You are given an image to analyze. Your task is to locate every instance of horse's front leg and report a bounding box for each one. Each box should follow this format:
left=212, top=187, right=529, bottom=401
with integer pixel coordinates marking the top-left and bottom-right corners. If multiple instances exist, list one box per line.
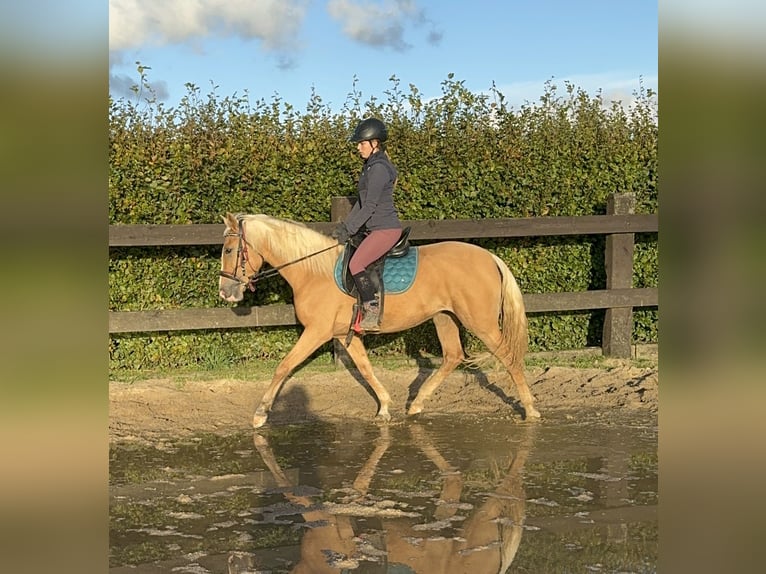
left=340, top=335, right=392, bottom=421
left=253, top=328, right=331, bottom=428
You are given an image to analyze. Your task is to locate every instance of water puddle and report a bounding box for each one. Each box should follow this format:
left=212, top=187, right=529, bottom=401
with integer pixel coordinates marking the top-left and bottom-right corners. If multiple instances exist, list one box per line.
left=110, top=411, right=657, bottom=573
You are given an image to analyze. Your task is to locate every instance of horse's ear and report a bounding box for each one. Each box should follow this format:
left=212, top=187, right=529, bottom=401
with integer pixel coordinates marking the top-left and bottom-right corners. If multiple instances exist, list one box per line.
left=222, top=212, right=237, bottom=229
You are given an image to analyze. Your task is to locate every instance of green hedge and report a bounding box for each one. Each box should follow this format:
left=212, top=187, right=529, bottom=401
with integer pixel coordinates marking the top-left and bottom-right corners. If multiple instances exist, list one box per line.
left=109, top=72, right=657, bottom=376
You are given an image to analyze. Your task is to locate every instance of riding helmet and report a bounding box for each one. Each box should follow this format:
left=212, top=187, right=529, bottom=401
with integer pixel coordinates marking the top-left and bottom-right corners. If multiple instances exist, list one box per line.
left=349, top=117, right=388, bottom=143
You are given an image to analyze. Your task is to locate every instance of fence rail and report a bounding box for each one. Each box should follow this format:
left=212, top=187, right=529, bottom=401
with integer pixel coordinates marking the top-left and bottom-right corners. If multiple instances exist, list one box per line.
left=108, top=214, right=657, bottom=246
left=109, top=194, right=658, bottom=358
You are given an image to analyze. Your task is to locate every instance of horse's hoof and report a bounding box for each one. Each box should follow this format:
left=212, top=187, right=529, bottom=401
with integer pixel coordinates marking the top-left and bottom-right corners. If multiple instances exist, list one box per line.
left=252, top=413, right=268, bottom=428
left=525, top=407, right=542, bottom=420
left=376, top=410, right=391, bottom=422
left=407, top=404, right=423, bottom=416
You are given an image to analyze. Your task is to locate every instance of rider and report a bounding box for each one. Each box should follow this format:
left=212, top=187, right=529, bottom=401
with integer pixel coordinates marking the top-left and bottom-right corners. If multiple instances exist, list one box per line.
left=332, top=117, right=403, bottom=331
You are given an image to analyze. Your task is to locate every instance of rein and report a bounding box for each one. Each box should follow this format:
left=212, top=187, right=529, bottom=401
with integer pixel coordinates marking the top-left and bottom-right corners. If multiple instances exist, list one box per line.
left=219, top=219, right=338, bottom=291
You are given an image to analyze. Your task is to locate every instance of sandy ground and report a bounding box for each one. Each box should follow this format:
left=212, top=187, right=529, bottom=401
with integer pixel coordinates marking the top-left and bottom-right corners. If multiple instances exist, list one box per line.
left=109, top=345, right=658, bottom=443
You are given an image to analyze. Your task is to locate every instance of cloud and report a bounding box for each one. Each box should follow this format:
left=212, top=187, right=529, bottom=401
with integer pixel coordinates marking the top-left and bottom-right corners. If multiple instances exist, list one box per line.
left=108, top=51, right=170, bottom=101
left=108, top=72, right=136, bottom=100
left=109, top=0, right=309, bottom=51
left=108, top=70, right=170, bottom=102
left=426, top=29, right=443, bottom=46
left=327, top=0, right=441, bottom=51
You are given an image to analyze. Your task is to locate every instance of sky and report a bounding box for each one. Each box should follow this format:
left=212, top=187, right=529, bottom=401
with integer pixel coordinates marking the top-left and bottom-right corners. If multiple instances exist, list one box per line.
left=108, top=0, right=658, bottom=113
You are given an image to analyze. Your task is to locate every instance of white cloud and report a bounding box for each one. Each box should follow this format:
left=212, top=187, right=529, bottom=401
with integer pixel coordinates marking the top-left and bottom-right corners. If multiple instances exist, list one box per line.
left=109, top=71, right=170, bottom=102
left=326, top=0, right=438, bottom=51
left=109, top=0, right=309, bottom=51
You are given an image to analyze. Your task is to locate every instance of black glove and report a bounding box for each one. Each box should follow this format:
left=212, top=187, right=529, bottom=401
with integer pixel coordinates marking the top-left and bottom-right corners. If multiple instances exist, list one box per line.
left=331, top=223, right=351, bottom=244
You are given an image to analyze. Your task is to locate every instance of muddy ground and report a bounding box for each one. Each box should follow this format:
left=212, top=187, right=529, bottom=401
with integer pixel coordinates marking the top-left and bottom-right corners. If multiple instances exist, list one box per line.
left=109, top=345, right=658, bottom=443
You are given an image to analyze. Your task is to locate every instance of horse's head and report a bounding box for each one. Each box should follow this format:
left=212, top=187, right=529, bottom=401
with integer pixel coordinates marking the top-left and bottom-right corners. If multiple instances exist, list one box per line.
left=218, top=213, right=264, bottom=303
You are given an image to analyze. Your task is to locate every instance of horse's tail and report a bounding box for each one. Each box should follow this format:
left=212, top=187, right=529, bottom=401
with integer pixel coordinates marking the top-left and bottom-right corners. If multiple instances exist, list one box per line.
left=491, top=253, right=528, bottom=368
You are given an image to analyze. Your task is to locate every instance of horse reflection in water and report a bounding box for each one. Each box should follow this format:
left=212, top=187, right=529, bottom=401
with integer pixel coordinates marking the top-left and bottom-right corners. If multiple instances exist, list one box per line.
left=230, top=425, right=533, bottom=574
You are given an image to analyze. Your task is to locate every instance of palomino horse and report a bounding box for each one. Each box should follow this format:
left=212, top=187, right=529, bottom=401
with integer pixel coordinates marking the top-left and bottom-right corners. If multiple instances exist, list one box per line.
left=218, top=213, right=540, bottom=427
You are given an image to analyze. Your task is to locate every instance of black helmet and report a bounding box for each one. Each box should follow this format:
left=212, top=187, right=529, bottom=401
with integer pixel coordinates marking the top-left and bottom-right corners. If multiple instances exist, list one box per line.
left=350, top=117, right=388, bottom=143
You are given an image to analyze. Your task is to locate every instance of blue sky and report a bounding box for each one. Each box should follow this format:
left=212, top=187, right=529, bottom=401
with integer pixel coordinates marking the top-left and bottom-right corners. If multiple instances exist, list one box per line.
left=109, top=0, right=658, bottom=112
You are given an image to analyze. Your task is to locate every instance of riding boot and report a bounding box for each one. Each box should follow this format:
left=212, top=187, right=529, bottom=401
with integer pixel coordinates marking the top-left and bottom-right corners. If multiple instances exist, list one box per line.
left=359, top=299, right=381, bottom=331
left=352, top=270, right=381, bottom=332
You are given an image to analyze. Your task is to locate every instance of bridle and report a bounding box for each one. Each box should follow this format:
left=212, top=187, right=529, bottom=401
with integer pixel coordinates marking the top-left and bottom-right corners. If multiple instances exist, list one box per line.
left=218, top=218, right=261, bottom=291
left=219, top=217, right=339, bottom=291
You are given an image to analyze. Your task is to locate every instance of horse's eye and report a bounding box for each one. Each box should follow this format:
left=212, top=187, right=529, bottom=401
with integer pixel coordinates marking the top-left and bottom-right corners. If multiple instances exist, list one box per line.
left=224, top=248, right=233, bottom=255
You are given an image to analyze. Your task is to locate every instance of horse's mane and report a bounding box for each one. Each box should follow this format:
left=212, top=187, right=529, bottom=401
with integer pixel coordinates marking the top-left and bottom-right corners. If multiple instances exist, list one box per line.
left=240, top=214, right=340, bottom=279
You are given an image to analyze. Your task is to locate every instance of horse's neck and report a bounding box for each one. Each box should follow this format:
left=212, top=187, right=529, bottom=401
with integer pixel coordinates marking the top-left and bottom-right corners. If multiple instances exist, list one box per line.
left=258, top=241, right=331, bottom=291
left=258, top=247, right=295, bottom=286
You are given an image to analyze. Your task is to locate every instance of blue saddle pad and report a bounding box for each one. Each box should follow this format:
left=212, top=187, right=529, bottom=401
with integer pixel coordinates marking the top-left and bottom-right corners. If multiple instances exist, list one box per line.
left=334, top=247, right=419, bottom=295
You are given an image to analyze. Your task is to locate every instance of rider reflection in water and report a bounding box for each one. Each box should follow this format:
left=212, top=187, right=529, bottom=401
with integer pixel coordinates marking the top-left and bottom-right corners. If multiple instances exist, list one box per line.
left=332, top=118, right=403, bottom=332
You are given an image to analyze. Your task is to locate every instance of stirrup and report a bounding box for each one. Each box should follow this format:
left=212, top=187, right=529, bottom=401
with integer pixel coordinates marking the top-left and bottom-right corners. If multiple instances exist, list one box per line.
left=344, top=303, right=360, bottom=346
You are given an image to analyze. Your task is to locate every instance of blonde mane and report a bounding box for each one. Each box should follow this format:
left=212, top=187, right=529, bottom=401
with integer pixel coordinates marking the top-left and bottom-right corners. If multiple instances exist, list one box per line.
left=239, top=214, right=339, bottom=279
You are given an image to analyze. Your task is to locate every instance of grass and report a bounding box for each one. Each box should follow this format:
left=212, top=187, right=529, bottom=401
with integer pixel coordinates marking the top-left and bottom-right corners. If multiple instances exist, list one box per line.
left=525, top=344, right=657, bottom=370
left=109, top=353, right=425, bottom=384
left=110, top=345, right=657, bottom=385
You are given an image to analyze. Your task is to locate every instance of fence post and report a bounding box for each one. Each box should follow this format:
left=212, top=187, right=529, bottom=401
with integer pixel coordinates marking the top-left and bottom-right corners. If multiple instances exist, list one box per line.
left=331, top=197, right=357, bottom=368
left=602, top=193, right=636, bottom=358
left=331, top=196, right=355, bottom=222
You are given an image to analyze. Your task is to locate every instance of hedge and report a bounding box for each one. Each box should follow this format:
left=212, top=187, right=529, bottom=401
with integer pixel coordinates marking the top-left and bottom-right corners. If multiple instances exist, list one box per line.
left=109, top=71, right=657, bottom=376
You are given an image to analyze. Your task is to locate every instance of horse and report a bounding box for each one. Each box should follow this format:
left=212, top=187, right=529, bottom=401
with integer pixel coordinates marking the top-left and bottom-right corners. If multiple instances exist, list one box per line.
left=218, top=212, right=541, bottom=428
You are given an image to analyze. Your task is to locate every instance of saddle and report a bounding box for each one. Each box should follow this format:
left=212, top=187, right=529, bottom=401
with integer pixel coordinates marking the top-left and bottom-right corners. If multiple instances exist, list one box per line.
left=339, top=226, right=412, bottom=296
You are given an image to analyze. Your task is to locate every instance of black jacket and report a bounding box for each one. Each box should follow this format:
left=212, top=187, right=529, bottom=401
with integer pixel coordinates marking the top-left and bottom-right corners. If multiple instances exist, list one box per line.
left=344, top=151, right=402, bottom=234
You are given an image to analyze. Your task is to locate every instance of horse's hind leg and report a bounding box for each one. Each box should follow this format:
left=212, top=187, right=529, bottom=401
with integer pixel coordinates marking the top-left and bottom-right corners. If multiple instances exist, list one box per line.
left=341, top=336, right=392, bottom=421
left=507, top=359, right=540, bottom=419
left=482, top=361, right=541, bottom=420
left=253, top=327, right=331, bottom=428
left=470, top=327, right=540, bottom=419
left=407, top=312, right=465, bottom=416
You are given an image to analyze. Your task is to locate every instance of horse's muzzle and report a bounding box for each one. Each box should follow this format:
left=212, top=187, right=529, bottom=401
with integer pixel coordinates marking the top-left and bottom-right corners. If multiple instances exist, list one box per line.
left=219, top=290, right=242, bottom=303
left=219, top=272, right=248, bottom=302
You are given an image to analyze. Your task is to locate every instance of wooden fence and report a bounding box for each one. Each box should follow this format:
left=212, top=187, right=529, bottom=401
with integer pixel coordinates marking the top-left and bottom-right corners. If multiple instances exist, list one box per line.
left=109, top=193, right=658, bottom=358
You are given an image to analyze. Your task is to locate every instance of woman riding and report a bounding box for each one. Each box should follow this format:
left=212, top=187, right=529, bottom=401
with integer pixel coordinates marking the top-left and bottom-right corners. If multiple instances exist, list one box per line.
left=332, top=117, right=403, bottom=331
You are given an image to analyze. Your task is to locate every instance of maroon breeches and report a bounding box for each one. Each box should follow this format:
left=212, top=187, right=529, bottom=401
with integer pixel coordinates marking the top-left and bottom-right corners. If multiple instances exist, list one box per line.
left=349, top=228, right=402, bottom=275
